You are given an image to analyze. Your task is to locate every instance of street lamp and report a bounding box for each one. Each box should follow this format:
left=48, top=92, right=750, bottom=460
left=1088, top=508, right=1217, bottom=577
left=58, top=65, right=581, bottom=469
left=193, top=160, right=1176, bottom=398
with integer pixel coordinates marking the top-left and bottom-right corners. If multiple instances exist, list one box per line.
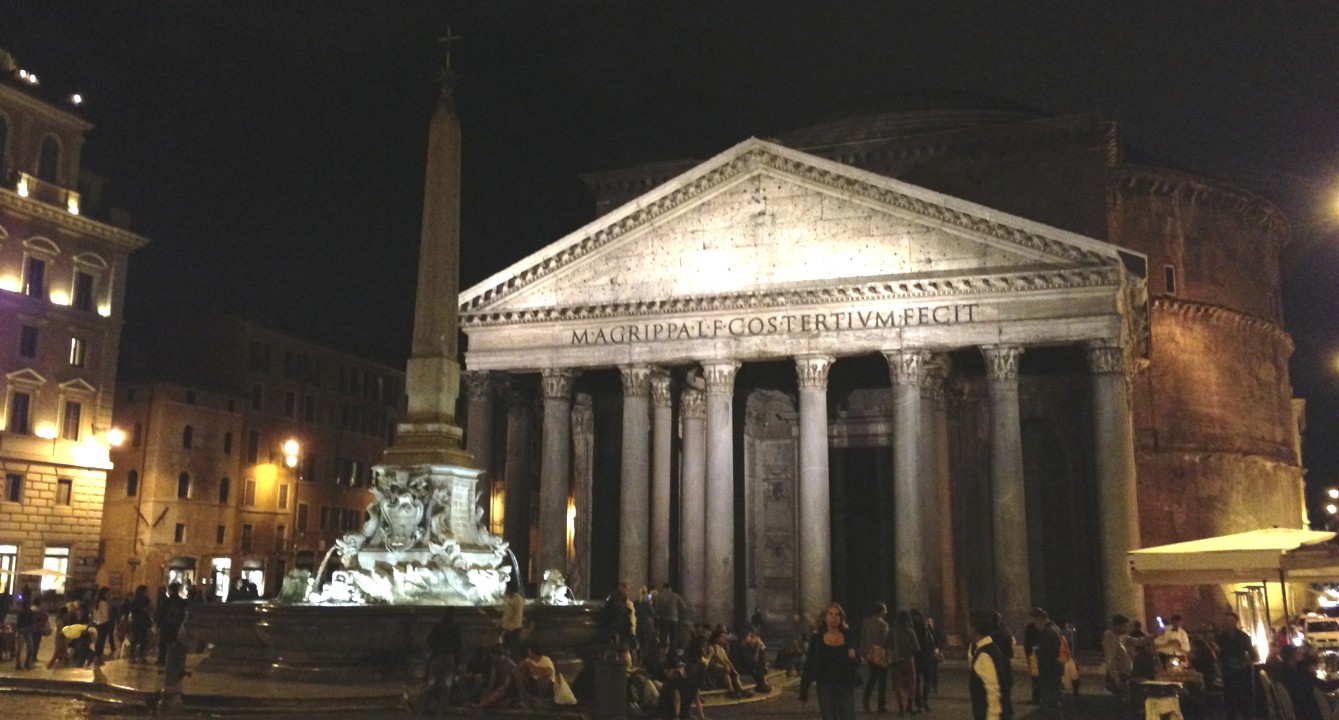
left=106, top=427, right=125, bottom=448
left=283, top=438, right=301, bottom=576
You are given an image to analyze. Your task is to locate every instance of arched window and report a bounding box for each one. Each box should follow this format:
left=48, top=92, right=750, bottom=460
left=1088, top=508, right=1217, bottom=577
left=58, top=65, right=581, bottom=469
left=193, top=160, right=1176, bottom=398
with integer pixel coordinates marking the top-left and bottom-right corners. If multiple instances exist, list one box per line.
left=126, top=470, right=139, bottom=497
left=177, top=472, right=191, bottom=499
left=182, top=425, right=193, bottom=449
left=37, top=136, right=59, bottom=183
left=223, top=432, right=233, bottom=455
left=218, top=477, right=230, bottom=504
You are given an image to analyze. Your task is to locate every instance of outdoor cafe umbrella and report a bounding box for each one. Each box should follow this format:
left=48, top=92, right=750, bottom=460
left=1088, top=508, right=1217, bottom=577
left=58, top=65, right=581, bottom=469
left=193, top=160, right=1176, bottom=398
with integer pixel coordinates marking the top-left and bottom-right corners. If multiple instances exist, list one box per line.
left=17, top=568, right=67, bottom=579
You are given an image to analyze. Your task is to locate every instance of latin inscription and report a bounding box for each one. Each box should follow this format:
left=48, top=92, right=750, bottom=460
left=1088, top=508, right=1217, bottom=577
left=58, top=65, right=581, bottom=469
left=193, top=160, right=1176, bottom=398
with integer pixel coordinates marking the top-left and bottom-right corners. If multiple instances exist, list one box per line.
left=570, top=303, right=981, bottom=346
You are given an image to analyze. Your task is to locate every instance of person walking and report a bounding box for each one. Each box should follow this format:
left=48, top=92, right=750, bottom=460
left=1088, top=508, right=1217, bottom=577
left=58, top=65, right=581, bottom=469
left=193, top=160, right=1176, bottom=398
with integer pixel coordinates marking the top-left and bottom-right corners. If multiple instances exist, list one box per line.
left=860, top=602, right=891, bottom=714
left=91, top=587, right=113, bottom=663
left=911, top=609, right=941, bottom=712
left=969, top=610, right=1008, bottom=720
left=800, top=602, right=860, bottom=720
left=27, top=597, right=48, bottom=670
left=890, top=610, right=921, bottom=715
left=1029, top=608, right=1064, bottom=720
left=128, top=585, right=152, bottom=663
left=13, top=597, right=32, bottom=670
left=653, top=582, right=687, bottom=650
left=155, top=582, right=186, bottom=666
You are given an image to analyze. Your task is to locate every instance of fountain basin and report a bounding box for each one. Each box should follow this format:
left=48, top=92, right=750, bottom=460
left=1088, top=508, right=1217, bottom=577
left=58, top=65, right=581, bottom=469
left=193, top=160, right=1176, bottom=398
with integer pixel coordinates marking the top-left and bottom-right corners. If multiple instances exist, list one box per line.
left=190, top=601, right=603, bottom=683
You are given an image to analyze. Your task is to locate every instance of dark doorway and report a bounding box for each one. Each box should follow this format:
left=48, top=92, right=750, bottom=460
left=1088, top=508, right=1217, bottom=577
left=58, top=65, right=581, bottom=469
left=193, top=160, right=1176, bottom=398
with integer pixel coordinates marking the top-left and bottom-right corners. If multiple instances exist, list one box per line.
left=832, top=445, right=894, bottom=621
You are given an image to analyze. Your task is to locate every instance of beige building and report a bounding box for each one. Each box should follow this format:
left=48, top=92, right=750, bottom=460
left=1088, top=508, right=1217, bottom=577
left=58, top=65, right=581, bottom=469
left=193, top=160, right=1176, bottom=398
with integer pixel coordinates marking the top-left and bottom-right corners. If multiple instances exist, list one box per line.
left=0, top=61, right=150, bottom=597
left=102, top=316, right=404, bottom=597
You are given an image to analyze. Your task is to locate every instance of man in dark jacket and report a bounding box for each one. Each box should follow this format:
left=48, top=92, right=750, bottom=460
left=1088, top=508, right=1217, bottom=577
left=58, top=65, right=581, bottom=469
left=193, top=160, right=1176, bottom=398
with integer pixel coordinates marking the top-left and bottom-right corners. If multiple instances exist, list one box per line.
left=969, top=611, right=1008, bottom=720
left=1029, top=608, right=1064, bottom=719
left=989, top=611, right=1016, bottom=720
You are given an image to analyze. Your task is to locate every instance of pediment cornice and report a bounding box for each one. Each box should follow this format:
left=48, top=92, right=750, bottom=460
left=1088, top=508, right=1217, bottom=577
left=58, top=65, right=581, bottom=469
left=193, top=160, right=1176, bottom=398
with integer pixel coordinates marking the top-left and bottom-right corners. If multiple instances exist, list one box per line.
left=462, top=265, right=1121, bottom=328
left=461, top=139, right=1117, bottom=315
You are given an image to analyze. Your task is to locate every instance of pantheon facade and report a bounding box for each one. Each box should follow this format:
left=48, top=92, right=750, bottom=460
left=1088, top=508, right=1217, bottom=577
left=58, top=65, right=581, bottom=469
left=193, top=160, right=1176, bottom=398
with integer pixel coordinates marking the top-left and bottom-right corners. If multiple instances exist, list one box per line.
left=456, top=99, right=1303, bottom=638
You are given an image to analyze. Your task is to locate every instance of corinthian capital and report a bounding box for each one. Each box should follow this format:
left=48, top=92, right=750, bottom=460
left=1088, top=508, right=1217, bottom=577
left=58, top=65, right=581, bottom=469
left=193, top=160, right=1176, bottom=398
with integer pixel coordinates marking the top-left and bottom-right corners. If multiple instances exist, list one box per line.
left=981, top=344, right=1024, bottom=383
left=1085, top=341, right=1125, bottom=375
left=700, top=360, right=740, bottom=394
left=795, top=354, right=835, bottom=390
left=541, top=368, right=578, bottom=400
left=463, top=370, right=493, bottom=403
left=650, top=371, right=673, bottom=408
left=680, top=387, right=706, bottom=419
left=620, top=364, right=653, bottom=397
left=883, top=349, right=932, bottom=386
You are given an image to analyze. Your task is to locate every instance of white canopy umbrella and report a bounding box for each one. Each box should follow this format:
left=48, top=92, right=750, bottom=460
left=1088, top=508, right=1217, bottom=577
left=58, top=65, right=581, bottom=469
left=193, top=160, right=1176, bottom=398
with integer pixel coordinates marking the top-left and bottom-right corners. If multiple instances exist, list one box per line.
left=17, top=568, right=67, bottom=579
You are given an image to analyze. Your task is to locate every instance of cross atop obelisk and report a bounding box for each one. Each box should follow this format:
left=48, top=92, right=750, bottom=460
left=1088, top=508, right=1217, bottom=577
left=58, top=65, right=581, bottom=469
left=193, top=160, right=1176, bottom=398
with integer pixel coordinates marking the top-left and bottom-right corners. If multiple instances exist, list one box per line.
left=383, top=35, right=473, bottom=469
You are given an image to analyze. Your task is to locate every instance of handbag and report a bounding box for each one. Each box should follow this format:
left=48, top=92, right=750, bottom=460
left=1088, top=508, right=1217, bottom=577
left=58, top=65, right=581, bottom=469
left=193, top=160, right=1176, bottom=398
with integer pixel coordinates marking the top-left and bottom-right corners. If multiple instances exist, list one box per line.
left=865, top=645, right=889, bottom=668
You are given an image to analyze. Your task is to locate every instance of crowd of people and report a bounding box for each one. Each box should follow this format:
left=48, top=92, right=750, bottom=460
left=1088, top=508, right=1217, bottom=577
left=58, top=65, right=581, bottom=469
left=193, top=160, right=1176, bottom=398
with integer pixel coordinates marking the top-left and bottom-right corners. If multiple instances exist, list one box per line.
left=1, top=581, right=188, bottom=670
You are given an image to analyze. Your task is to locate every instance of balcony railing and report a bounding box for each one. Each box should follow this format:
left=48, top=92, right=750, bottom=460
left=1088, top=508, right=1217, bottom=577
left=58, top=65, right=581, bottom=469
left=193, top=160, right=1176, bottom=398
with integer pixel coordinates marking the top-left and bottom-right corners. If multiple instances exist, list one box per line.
left=7, top=168, right=80, bottom=215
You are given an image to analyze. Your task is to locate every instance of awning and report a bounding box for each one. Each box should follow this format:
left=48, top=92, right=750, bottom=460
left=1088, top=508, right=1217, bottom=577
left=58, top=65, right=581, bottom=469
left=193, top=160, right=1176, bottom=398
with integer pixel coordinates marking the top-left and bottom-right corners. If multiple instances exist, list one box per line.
left=1128, top=528, right=1339, bottom=585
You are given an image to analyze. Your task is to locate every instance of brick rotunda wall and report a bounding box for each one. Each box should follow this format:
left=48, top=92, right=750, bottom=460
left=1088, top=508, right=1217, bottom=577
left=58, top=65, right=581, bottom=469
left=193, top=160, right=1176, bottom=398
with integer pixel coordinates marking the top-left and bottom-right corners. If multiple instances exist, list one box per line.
left=1112, top=168, right=1303, bottom=626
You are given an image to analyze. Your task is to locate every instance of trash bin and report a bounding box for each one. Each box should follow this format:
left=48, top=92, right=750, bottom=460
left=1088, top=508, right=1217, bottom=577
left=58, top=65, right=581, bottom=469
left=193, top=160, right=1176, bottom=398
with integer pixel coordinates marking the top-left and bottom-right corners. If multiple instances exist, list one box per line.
left=592, top=649, right=628, bottom=720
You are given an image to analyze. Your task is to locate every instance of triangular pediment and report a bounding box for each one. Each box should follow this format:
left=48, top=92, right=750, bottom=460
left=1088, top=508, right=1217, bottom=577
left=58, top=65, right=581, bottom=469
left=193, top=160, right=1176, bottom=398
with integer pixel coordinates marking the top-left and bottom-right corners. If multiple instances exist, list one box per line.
left=461, top=138, right=1125, bottom=316
left=58, top=378, right=97, bottom=395
left=5, top=368, right=46, bottom=386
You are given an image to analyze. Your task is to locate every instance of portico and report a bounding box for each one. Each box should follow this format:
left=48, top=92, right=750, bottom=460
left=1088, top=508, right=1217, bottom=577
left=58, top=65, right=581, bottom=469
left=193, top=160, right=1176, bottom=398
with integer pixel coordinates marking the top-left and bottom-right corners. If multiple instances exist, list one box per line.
left=457, top=138, right=1148, bottom=631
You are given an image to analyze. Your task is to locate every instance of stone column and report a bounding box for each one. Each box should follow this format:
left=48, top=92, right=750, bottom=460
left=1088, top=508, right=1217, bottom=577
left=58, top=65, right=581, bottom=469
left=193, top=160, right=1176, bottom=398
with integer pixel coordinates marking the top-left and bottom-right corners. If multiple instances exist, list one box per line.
left=796, top=354, right=835, bottom=616
left=982, top=344, right=1030, bottom=631
left=650, top=371, right=674, bottom=587
left=570, top=395, right=595, bottom=599
left=1087, top=341, right=1144, bottom=620
left=500, top=377, right=534, bottom=585
left=680, top=386, right=708, bottom=621
left=886, top=349, right=932, bottom=611
left=703, top=360, right=740, bottom=625
left=463, top=370, right=495, bottom=528
left=924, top=358, right=957, bottom=626
left=537, top=368, right=577, bottom=575
left=619, top=365, right=653, bottom=586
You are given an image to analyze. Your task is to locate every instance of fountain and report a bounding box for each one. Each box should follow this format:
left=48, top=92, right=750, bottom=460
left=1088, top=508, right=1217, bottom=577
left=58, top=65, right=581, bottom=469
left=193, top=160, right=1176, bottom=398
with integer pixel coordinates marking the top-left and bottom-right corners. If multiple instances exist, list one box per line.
left=187, top=55, right=602, bottom=683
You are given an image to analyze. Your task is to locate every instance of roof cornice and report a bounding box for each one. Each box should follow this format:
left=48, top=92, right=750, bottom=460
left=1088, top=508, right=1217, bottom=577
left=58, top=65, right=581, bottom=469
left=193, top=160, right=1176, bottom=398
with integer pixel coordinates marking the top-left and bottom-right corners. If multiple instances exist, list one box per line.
left=0, top=188, right=150, bottom=251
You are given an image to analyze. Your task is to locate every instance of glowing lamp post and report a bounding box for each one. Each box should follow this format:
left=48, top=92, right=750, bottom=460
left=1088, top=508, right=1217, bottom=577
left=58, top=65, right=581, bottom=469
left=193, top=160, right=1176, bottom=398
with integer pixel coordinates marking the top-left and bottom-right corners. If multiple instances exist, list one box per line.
left=107, top=427, right=126, bottom=448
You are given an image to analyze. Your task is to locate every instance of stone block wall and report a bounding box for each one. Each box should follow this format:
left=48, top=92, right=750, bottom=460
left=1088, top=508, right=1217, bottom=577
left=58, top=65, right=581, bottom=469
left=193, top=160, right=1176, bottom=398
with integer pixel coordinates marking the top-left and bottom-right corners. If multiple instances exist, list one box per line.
left=0, top=461, right=105, bottom=593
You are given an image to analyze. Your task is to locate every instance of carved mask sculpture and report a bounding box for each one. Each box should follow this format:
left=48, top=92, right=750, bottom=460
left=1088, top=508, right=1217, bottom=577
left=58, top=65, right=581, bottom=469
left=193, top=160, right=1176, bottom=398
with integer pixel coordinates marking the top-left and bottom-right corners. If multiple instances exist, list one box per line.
left=382, top=492, right=425, bottom=550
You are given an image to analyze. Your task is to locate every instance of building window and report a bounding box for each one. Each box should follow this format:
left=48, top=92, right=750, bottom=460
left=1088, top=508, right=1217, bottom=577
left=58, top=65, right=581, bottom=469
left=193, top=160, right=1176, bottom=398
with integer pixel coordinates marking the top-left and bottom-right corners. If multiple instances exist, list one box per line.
left=218, top=477, right=230, bottom=504
left=319, top=506, right=331, bottom=531
left=302, top=453, right=316, bottom=482
left=3, top=474, right=22, bottom=503
left=19, top=326, right=38, bottom=358
left=243, top=479, right=257, bottom=507
left=241, top=524, right=253, bottom=554
left=251, top=384, right=263, bottom=411
left=297, top=503, right=308, bottom=532
left=132, top=422, right=143, bottom=447
left=284, top=391, right=296, bottom=417
left=37, top=136, right=60, bottom=182
left=126, top=470, right=139, bottom=497
left=216, top=525, right=225, bottom=545
left=23, top=256, right=45, bottom=298
left=7, top=392, right=31, bottom=435
left=1164, top=265, right=1177, bottom=295
left=177, top=472, right=191, bottom=499
left=246, top=431, right=259, bottom=463
left=42, top=546, right=68, bottom=593
left=61, top=401, right=81, bottom=441
left=223, top=432, right=233, bottom=455
left=278, top=483, right=289, bottom=510
left=182, top=425, right=193, bottom=449
left=0, top=544, right=16, bottom=594
left=72, top=271, right=95, bottom=312
left=276, top=525, right=286, bottom=552
left=68, top=337, right=86, bottom=367
left=174, top=523, right=186, bottom=543
left=56, top=478, right=72, bottom=506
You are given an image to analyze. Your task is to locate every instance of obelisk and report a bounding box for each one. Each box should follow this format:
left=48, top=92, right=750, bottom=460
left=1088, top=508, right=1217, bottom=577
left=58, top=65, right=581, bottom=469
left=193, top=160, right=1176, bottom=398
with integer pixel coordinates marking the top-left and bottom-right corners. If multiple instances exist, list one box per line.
left=380, top=47, right=481, bottom=543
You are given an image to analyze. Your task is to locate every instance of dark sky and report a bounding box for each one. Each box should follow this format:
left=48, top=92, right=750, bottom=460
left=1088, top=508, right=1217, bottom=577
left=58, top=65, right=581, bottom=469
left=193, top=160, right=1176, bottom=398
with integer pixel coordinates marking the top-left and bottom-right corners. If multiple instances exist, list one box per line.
left=6, top=3, right=1339, bottom=490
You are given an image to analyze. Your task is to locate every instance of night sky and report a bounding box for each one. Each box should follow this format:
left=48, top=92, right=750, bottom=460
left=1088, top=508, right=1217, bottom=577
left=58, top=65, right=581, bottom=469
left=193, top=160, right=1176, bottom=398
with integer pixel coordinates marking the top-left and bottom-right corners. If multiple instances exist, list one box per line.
left=6, top=3, right=1339, bottom=499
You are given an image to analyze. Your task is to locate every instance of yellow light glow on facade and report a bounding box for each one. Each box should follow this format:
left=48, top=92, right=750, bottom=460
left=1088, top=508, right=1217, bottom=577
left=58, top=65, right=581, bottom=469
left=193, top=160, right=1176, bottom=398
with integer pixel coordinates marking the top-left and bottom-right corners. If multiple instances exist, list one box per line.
left=489, top=486, right=505, bottom=536
left=49, top=290, right=71, bottom=306
left=566, top=496, right=576, bottom=559
left=0, top=276, right=19, bottom=293
left=107, top=427, right=126, bottom=447
left=34, top=422, right=57, bottom=440
left=255, top=463, right=278, bottom=487
left=67, top=194, right=80, bottom=215
left=97, top=304, right=111, bottom=317
left=16, top=175, right=29, bottom=197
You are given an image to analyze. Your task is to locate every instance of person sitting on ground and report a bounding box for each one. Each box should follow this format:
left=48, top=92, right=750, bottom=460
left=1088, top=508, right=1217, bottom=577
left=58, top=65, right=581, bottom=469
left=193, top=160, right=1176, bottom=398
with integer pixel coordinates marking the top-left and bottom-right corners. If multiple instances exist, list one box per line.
left=658, top=649, right=706, bottom=719
left=729, top=628, right=771, bottom=694
left=704, top=628, right=750, bottom=698
left=479, top=641, right=555, bottom=710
